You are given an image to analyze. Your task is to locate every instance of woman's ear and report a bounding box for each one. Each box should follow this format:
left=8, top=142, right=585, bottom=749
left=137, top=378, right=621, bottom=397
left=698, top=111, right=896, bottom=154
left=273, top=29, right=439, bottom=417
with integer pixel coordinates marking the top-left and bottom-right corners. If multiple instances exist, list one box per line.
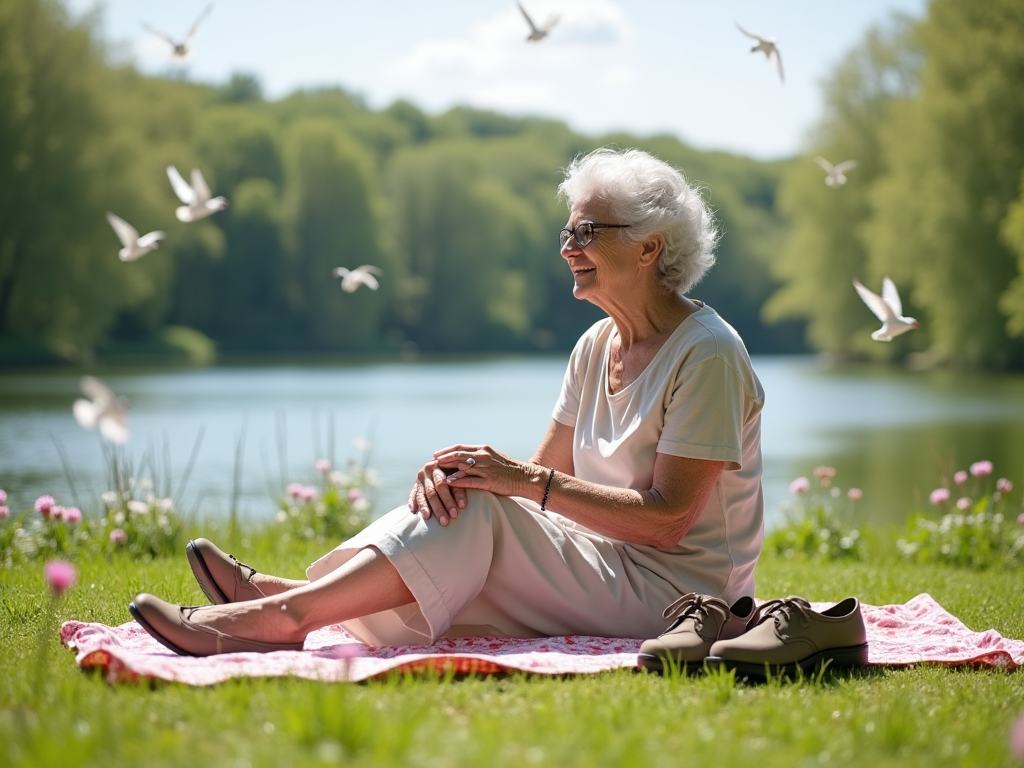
left=639, top=233, right=665, bottom=267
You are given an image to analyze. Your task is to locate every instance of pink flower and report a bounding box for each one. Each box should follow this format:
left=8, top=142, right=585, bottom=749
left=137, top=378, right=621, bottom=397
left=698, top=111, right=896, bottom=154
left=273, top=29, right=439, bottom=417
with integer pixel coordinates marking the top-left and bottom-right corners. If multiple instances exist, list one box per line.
left=347, top=487, right=363, bottom=501
left=969, top=460, right=993, bottom=478
left=953, top=471, right=968, bottom=486
left=0, top=506, right=8, bottom=520
left=1011, top=714, right=1024, bottom=761
left=299, top=486, right=317, bottom=502
left=847, top=488, right=862, bottom=501
left=789, top=477, right=810, bottom=494
left=51, top=505, right=65, bottom=522
left=315, top=459, right=332, bottom=474
left=813, top=466, right=836, bottom=484
left=286, top=482, right=304, bottom=500
left=63, top=507, right=82, bottom=524
left=997, top=478, right=1013, bottom=494
left=44, top=560, right=76, bottom=596
left=0, top=489, right=6, bottom=504
left=1017, top=513, right=1024, bottom=527
left=35, top=495, right=56, bottom=518
left=929, top=488, right=950, bottom=505
left=109, top=528, right=127, bottom=545
left=956, top=497, right=972, bottom=511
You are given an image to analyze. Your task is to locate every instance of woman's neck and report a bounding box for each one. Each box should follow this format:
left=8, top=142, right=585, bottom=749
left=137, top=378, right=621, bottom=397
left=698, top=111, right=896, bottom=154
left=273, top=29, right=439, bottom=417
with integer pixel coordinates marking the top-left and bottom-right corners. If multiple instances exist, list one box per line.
left=603, top=291, right=700, bottom=352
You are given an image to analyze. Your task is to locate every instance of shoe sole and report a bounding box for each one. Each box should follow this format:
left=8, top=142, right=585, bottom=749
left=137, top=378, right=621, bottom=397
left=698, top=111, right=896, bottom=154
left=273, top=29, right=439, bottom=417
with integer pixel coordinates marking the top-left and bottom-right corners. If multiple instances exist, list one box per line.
left=186, top=540, right=229, bottom=605
left=704, top=643, right=870, bottom=680
left=128, top=601, right=195, bottom=657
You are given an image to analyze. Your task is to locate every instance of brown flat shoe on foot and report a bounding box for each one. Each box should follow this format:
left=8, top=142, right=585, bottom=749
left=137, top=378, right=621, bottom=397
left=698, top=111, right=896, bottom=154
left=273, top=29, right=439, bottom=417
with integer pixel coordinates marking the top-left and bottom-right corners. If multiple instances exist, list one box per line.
left=705, top=596, right=869, bottom=680
left=186, top=538, right=267, bottom=605
left=637, top=592, right=756, bottom=673
left=128, top=593, right=305, bottom=657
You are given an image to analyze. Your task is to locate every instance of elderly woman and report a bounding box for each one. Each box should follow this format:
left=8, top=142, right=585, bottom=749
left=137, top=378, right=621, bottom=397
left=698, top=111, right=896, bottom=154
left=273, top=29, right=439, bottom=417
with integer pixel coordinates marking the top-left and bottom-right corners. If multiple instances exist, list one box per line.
left=129, top=147, right=765, bottom=656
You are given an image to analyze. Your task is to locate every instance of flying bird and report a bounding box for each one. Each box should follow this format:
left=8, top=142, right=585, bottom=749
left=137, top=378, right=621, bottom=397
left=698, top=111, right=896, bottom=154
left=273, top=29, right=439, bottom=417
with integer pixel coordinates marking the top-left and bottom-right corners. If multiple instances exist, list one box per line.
left=143, top=3, right=213, bottom=63
left=73, top=376, right=131, bottom=444
left=106, top=212, right=165, bottom=262
left=814, top=157, right=858, bottom=187
left=166, top=164, right=229, bottom=222
left=853, top=277, right=920, bottom=342
left=333, top=265, right=383, bottom=293
left=736, top=23, right=784, bottom=83
left=517, top=2, right=559, bottom=42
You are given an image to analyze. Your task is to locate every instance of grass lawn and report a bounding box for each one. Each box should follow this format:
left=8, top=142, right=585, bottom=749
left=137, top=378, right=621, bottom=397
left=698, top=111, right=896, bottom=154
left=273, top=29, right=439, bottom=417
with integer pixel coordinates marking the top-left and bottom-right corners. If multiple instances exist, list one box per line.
left=2, top=530, right=1023, bottom=768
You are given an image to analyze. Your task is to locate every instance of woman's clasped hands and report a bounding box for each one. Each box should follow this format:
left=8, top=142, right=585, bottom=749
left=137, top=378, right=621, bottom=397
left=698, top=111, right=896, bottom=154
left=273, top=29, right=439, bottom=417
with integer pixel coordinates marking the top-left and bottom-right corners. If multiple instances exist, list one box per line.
left=407, top=444, right=534, bottom=526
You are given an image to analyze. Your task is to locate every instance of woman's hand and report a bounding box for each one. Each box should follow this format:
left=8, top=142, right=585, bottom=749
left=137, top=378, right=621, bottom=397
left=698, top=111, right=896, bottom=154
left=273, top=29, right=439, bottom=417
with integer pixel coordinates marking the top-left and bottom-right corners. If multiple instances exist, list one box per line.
left=433, top=444, right=537, bottom=499
left=407, top=458, right=468, bottom=526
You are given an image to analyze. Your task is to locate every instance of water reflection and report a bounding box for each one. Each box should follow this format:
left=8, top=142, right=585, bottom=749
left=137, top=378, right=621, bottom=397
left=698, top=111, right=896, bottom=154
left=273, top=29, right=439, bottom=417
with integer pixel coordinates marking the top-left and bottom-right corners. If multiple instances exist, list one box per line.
left=0, top=356, right=1021, bottom=530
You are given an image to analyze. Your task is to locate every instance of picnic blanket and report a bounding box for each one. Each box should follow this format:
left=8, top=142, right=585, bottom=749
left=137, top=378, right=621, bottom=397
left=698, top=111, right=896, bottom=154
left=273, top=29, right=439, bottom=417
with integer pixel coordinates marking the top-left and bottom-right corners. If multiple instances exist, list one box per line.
left=60, top=593, right=1024, bottom=685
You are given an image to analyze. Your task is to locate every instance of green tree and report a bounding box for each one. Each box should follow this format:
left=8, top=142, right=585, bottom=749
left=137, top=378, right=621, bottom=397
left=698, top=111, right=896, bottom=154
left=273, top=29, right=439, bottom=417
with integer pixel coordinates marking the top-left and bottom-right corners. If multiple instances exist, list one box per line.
left=864, top=0, right=1024, bottom=367
left=1000, top=172, right=1024, bottom=337
left=763, top=16, right=920, bottom=358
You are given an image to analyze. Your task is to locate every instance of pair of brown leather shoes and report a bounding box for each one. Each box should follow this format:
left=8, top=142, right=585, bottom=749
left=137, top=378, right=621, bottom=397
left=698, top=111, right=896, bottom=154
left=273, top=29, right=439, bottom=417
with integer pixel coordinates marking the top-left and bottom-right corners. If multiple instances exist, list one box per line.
left=128, top=539, right=300, bottom=657
left=640, top=594, right=869, bottom=678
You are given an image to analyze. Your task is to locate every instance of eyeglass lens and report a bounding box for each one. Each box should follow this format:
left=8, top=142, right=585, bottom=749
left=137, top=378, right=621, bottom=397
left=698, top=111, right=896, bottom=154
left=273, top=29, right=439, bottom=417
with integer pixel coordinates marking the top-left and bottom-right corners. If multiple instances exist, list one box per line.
left=559, top=222, right=594, bottom=249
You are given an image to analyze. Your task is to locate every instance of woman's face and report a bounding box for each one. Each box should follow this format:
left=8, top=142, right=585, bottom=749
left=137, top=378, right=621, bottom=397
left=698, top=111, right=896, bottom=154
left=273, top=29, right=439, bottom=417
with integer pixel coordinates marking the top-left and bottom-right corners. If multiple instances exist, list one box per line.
left=560, top=198, right=641, bottom=306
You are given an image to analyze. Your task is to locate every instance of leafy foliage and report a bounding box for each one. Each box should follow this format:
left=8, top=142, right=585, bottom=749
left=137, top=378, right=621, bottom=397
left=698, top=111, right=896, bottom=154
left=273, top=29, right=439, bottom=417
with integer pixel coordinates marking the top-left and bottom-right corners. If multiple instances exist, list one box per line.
left=766, top=469, right=866, bottom=562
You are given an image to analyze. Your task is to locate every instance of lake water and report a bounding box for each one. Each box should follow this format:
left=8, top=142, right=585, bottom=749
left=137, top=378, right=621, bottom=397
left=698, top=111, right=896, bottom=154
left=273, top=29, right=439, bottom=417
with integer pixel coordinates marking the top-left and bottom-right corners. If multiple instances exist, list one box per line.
left=1, top=356, right=1022, bottom=531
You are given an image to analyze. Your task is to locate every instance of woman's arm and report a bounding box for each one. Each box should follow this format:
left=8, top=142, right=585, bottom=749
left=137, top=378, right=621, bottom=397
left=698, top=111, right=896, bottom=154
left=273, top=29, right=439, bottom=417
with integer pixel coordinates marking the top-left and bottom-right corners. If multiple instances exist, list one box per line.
left=438, top=427, right=723, bottom=550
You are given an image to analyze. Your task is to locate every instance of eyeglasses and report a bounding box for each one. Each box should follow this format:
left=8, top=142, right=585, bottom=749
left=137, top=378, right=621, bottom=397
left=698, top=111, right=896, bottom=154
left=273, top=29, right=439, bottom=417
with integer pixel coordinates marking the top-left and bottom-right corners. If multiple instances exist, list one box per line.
left=559, top=221, right=631, bottom=249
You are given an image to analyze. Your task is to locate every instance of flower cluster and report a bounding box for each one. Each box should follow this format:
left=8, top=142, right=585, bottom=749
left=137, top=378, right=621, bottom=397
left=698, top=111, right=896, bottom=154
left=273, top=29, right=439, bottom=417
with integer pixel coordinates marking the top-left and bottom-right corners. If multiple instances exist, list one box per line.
left=0, top=480, right=185, bottom=567
left=767, top=467, right=865, bottom=561
left=899, top=459, right=1023, bottom=569
left=275, top=458, right=378, bottom=545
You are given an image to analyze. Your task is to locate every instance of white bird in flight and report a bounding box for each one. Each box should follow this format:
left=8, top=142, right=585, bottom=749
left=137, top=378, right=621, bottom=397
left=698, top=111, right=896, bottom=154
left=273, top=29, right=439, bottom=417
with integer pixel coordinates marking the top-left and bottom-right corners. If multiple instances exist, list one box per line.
left=814, top=157, right=858, bottom=187
left=517, top=2, right=559, bottom=42
left=143, top=3, right=213, bottom=63
left=166, top=164, right=229, bottom=222
left=106, top=212, right=165, bottom=262
left=736, top=23, right=784, bottom=83
left=333, top=265, right=383, bottom=293
left=853, top=277, right=920, bottom=342
left=73, top=376, right=131, bottom=444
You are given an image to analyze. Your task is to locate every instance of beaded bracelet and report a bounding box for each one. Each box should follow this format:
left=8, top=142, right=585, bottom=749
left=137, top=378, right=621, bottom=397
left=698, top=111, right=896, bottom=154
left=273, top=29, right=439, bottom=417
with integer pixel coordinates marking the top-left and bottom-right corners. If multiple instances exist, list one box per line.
left=540, top=467, right=555, bottom=511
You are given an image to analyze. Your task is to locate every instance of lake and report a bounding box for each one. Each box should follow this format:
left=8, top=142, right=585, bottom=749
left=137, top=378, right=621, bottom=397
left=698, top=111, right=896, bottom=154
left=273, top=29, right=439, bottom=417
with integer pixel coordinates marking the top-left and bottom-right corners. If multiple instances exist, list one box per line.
left=1, top=356, right=1022, bottom=531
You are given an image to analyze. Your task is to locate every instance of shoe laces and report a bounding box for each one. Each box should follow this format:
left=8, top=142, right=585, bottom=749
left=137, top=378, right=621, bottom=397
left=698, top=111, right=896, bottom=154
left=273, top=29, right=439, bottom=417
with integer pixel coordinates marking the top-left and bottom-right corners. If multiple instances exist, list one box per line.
left=661, top=592, right=730, bottom=633
left=755, top=596, right=813, bottom=630
left=229, top=553, right=257, bottom=583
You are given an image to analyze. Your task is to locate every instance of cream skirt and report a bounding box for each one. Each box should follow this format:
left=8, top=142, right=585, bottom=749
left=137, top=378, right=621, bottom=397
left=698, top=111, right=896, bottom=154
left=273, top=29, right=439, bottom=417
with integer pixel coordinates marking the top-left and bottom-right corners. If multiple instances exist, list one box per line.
left=305, top=489, right=687, bottom=646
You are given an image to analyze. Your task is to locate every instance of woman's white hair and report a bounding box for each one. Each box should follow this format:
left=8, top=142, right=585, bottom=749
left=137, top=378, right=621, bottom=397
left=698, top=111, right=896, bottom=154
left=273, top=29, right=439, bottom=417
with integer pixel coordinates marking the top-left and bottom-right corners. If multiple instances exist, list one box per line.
left=557, top=147, right=719, bottom=294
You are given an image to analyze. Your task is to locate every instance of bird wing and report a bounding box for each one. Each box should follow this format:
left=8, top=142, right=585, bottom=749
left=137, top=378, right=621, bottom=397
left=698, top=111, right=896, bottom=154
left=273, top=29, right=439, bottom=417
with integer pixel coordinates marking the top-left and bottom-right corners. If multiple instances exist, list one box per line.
left=137, top=231, right=166, bottom=248
left=542, top=13, right=560, bottom=32
left=356, top=265, right=383, bottom=276
left=735, top=22, right=764, bottom=43
left=813, top=156, right=835, bottom=173
left=72, top=399, right=99, bottom=429
left=517, top=2, right=541, bottom=34
left=881, top=277, right=904, bottom=318
left=80, top=375, right=115, bottom=407
left=769, top=47, right=784, bottom=82
left=106, top=212, right=138, bottom=247
left=332, top=267, right=352, bottom=279
left=833, top=160, right=858, bottom=174
left=190, top=167, right=212, bottom=204
left=142, top=23, right=178, bottom=48
left=184, top=3, right=214, bottom=44
left=166, top=164, right=197, bottom=205
left=853, top=279, right=896, bottom=323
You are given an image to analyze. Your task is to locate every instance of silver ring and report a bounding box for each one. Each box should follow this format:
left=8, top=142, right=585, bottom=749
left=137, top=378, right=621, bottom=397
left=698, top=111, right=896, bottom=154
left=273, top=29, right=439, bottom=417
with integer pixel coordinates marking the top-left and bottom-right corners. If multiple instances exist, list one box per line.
left=465, top=457, right=476, bottom=467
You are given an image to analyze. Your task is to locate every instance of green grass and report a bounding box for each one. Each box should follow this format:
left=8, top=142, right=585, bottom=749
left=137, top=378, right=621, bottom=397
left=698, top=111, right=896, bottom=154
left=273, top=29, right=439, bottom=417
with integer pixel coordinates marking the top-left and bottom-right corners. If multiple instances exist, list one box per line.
left=2, top=529, right=1023, bottom=768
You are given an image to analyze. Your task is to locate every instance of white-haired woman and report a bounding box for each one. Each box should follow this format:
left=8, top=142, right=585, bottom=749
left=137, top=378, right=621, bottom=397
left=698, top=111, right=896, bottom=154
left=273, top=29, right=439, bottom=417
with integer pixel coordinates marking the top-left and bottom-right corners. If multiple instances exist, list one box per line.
left=129, top=147, right=765, bottom=656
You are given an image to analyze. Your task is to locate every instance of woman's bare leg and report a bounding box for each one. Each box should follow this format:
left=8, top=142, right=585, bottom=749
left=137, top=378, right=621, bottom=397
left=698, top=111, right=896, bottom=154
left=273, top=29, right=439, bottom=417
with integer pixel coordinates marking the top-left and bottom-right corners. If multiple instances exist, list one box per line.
left=187, top=546, right=414, bottom=643
left=249, top=573, right=308, bottom=596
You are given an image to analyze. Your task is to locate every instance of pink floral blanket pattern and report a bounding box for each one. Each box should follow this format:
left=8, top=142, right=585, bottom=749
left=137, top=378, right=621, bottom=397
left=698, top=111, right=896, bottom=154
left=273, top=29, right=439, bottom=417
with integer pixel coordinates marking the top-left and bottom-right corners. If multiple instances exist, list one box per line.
left=60, top=593, right=1023, bottom=685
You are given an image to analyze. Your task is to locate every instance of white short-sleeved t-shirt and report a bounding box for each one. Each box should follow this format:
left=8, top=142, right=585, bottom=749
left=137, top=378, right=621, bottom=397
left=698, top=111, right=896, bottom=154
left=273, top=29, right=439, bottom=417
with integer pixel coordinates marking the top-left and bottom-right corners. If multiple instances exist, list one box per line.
left=551, top=304, right=765, bottom=602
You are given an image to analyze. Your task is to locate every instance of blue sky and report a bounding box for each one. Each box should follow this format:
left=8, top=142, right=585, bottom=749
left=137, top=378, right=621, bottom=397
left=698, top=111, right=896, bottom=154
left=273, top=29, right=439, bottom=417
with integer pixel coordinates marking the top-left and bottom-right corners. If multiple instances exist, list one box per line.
left=70, top=0, right=928, bottom=159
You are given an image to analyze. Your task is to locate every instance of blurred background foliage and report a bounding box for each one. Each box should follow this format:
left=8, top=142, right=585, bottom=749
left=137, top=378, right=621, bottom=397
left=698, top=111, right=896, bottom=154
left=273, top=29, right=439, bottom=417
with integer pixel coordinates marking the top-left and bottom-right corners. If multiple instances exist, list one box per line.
left=1, top=0, right=1022, bottom=367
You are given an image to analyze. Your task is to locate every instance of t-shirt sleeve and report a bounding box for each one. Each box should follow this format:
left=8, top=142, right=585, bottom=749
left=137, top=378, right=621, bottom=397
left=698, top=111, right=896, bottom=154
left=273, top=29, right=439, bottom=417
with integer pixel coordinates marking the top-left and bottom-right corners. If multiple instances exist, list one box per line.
left=551, top=337, right=586, bottom=427
left=657, top=356, right=752, bottom=470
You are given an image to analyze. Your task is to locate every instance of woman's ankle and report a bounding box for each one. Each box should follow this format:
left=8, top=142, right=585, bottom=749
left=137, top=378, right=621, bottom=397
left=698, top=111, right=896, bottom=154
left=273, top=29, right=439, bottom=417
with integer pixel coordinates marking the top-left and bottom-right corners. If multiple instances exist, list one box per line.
left=252, top=573, right=308, bottom=596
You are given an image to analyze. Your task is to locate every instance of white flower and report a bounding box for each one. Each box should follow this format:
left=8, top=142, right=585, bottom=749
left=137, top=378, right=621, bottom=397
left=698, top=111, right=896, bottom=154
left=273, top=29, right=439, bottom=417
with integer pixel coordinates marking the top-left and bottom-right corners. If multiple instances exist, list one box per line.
left=353, top=497, right=370, bottom=512
left=329, top=471, right=348, bottom=486
left=276, top=511, right=288, bottom=523
left=101, top=491, right=119, bottom=508
left=113, top=512, right=126, bottom=525
left=139, top=479, right=152, bottom=490
left=127, top=501, right=149, bottom=515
